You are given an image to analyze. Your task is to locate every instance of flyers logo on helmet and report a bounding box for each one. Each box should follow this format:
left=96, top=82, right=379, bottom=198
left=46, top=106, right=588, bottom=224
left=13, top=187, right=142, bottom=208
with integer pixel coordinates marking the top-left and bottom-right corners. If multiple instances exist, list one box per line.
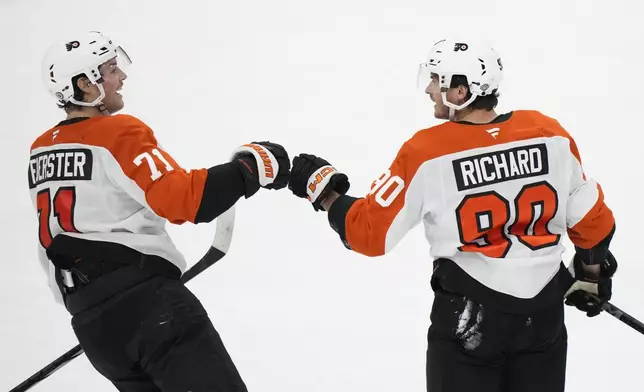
left=65, top=41, right=80, bottom=51
left=454, top=43, right=469, bottom=52
left=244, top=144, right=274, bottom=178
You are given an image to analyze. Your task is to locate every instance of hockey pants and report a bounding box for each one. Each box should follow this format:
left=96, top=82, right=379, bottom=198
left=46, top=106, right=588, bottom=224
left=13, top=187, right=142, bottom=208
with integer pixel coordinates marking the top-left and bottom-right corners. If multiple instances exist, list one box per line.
left=426, top=289, right=567, bottom=392
left=71, top=275, right=248, bottom=392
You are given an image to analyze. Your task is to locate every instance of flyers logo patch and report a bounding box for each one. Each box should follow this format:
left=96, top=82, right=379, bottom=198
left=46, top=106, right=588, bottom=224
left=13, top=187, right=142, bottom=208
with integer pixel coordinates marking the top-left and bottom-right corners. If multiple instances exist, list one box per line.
left=65, top=41, right=80, bottom=51
left=454, top=43, right=469, bottom=52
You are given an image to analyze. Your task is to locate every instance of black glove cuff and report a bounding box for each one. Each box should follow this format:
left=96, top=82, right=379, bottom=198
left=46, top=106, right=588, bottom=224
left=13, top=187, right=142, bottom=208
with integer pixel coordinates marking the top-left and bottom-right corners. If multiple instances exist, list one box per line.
left=573, top=248, right=618, bottom=281
left=331, top=173, right=350, bottom=195
left=600, top=250, right=618, bottom=278
left=232, top=156, right=260, bottom=198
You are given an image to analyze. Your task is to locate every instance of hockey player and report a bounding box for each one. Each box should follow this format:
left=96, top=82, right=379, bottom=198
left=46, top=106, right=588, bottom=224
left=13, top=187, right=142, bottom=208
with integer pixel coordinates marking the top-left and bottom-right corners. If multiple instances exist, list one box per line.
left=287, top=38, right=617, bottom=391
left=29, top=31, right=290, bottom=391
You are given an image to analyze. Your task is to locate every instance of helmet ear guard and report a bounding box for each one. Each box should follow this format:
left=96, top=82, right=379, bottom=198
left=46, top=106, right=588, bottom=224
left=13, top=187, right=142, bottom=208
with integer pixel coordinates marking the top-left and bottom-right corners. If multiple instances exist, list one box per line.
left=438, top=72, right=478, bottom=111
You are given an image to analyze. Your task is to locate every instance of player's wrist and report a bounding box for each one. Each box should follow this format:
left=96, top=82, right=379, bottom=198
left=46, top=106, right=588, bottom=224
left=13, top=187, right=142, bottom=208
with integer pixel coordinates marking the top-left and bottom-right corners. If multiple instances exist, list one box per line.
left=321, top=191, right=341, bottom=211
left=231, top=156, right=260, bottom=198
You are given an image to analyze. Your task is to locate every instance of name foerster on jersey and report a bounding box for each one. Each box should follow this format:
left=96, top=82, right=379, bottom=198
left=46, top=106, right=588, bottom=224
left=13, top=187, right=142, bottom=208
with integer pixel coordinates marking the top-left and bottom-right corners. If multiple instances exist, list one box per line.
left=453, top=143, right=548, bottom=191
left=28, top=148, right=93, bottom=189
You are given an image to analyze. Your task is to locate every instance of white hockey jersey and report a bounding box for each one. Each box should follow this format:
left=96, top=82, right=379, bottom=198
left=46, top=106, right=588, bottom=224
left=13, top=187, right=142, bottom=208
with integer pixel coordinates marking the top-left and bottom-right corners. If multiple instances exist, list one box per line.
left=28, top=115, right=209, bottom=303
left=338, top=110, right=615, bottom=299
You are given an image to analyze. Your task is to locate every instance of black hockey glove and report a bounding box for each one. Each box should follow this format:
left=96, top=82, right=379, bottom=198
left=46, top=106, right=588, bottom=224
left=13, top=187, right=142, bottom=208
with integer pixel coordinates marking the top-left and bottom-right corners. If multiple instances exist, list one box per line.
left=288, top=153, right=350, bottom=211
left=231, top=141, right=290, bottom=198
left=565, top=249, right=618, bottom=317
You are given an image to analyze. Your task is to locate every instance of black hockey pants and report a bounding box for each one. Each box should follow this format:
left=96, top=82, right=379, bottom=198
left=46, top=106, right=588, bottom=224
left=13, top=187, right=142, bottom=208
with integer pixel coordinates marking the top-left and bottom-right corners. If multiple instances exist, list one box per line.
left=426, top=289, right=567, bottom=392
left=70, top=275, right=248, bottom=392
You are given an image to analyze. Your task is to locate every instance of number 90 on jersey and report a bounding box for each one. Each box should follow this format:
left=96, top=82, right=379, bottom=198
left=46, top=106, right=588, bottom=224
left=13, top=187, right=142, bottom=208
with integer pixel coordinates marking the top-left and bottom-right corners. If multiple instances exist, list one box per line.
left=455, top=181, right=561, bottom=258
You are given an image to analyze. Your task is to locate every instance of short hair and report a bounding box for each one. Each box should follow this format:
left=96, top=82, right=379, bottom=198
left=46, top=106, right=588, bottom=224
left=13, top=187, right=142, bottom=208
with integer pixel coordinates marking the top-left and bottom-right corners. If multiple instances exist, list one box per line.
left=56, top=74, right=87, bottom=112
left=450, top=74, right=499, bottom=111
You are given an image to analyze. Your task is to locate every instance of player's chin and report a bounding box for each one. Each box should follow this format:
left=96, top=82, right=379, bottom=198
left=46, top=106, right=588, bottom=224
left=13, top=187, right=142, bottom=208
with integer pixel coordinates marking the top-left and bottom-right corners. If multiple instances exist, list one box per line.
left=433, top=106, right=449, bottom=120
left=108, top=96, right=125, bottom=114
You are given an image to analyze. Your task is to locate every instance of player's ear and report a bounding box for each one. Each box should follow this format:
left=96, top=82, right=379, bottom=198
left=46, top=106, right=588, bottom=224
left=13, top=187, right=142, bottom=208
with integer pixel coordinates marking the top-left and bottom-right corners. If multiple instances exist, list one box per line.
left=76, top=76, right=93, bottom=95
left=456, top=84, right=469, bottom=101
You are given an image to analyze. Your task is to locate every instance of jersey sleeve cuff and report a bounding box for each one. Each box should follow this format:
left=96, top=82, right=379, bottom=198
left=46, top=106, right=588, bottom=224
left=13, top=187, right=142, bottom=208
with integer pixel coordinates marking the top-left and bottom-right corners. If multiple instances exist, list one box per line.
left=327, top=194, right=360, bottom=249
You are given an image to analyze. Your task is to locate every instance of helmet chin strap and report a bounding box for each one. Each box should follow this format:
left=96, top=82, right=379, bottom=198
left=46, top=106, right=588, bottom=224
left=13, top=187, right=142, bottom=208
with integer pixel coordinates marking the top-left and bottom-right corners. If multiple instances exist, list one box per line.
left=449, top=107, right=457, bottom=121
left=442, top=92, right=477, bottom=121
left=68, top=83, right=110, bottom=115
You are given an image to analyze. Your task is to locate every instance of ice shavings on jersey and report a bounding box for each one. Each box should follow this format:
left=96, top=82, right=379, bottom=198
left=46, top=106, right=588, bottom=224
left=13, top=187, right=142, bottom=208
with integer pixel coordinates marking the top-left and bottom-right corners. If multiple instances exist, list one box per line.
left=455, top=298, right=484, bottom=351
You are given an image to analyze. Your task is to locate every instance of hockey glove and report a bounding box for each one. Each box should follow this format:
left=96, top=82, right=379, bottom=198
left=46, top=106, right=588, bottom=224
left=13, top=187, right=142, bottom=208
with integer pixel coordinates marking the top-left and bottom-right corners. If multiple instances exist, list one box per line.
left=288, top=153, right=350, bottom=211
left=231, top=141, right=290, bottom=198
left=565, top=249, right=618, bottom=317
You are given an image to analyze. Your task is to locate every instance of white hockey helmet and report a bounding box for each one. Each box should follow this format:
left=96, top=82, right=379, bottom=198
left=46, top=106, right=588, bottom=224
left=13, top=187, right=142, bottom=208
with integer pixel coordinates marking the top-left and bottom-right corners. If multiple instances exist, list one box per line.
left=42, top=31, right=131, bottom=107
left=418, top=38, right=503, bottom=114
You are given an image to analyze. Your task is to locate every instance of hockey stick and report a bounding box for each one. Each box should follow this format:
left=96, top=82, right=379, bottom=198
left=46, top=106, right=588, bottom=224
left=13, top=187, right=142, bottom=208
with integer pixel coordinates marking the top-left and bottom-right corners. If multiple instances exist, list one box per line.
left=588, top=294, right=644, bottom=335
left=9, top=206, right=236, bottom=392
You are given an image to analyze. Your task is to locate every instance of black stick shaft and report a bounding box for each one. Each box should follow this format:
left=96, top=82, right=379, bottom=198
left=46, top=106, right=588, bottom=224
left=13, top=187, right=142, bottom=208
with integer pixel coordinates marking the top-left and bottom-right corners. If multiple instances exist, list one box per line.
left=9, top=345, right=83, bottom=392
left=600, top=300, right=644, bottom=335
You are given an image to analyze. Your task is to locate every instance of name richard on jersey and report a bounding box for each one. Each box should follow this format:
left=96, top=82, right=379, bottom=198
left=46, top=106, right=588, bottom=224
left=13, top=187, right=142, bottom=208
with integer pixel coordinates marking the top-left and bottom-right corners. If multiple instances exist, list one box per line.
left=452, top=143, right=548, bottom=191
left=28, top=148, right=93, bottom=189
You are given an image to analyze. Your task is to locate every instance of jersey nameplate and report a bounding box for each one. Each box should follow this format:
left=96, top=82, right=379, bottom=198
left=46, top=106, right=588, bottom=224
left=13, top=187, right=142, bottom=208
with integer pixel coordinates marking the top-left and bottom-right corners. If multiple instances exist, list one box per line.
left=452, top=143, right=548, bottom=191
left=28, top=148, right=93, bottom=189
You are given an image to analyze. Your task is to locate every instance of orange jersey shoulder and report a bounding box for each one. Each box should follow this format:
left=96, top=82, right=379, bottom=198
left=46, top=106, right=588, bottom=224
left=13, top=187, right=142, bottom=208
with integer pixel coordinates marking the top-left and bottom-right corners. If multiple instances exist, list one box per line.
left=405, top=110, right=578, bottom=165
left=31, top=115, right=208, bottom=224
left=33, top=115, right=155, bottom=152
